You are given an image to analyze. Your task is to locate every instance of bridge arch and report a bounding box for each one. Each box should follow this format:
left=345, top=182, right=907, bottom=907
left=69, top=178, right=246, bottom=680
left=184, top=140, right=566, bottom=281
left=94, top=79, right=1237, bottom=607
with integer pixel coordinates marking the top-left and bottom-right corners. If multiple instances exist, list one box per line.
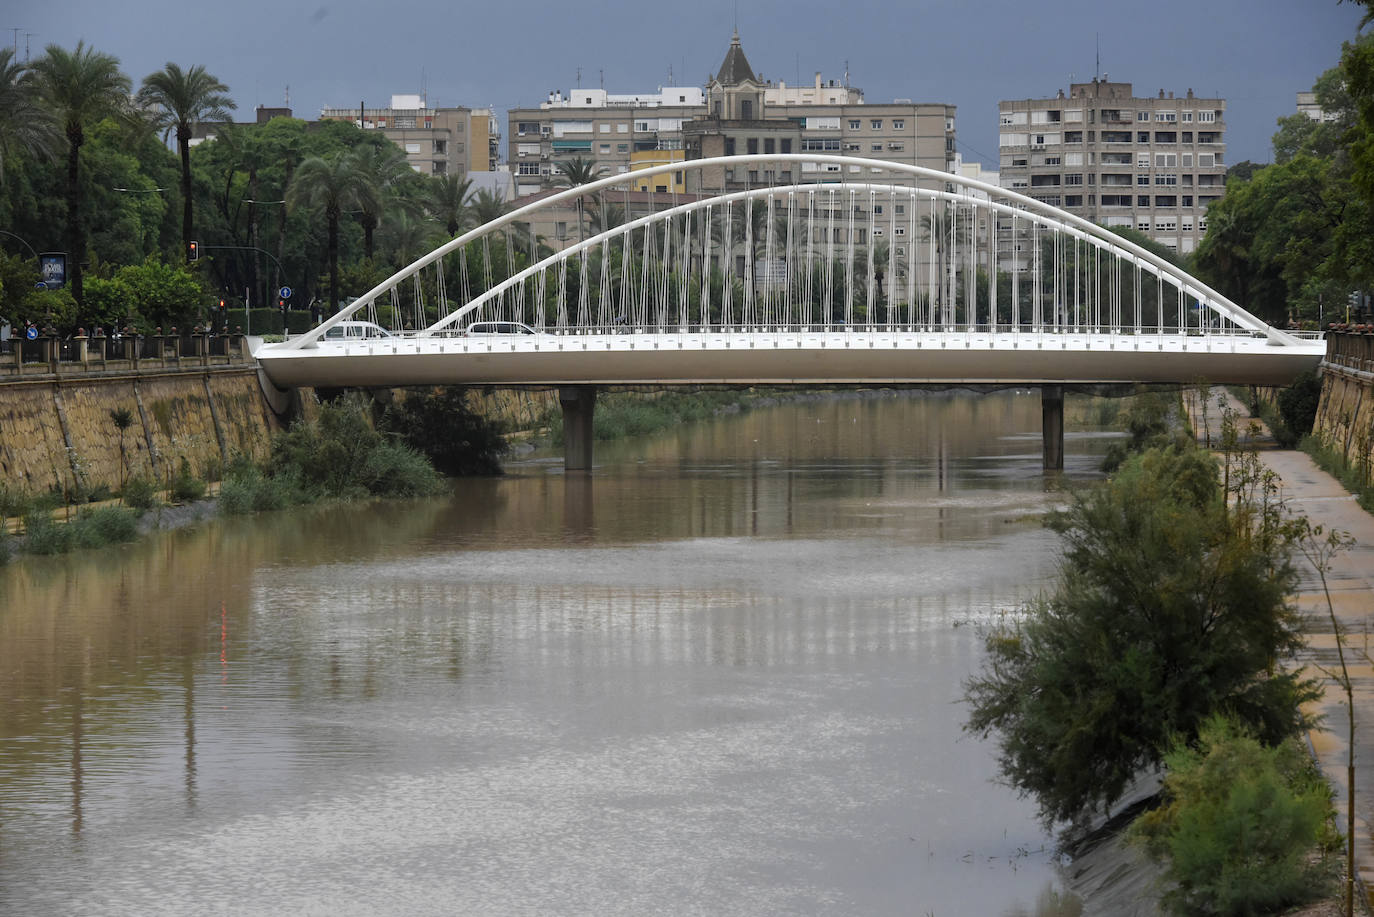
left=273, top=154, right=1301, bottom=350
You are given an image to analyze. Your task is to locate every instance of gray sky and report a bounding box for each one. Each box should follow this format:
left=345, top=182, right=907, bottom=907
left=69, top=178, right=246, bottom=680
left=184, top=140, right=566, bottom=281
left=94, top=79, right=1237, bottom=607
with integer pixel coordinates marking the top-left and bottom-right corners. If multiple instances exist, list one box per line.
left=13, top=0, right=1367, bottom=168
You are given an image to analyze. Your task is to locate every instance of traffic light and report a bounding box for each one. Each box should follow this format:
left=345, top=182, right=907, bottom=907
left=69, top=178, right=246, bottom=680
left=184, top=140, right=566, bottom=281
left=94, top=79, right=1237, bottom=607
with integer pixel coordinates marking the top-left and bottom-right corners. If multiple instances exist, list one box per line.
left=218, top=297, right=225, bottom=310
left=188, top=240, right=199, bottom=261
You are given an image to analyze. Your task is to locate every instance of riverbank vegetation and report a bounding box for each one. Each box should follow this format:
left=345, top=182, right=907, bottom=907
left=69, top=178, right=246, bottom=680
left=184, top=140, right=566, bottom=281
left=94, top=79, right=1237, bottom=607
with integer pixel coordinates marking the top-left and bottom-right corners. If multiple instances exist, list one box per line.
left=965, top=393, right=1342, bottom=914
left=0, top=386, right=507, bottom=556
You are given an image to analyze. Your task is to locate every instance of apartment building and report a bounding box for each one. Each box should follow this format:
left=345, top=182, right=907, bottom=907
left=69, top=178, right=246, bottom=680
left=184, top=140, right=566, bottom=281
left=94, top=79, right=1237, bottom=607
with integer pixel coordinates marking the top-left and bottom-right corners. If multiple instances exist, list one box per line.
left=508, top=33, right=957, bottom=198
left=320, top=95, right=501, bottom=177
left=998, top=80, right=1226, bottom=257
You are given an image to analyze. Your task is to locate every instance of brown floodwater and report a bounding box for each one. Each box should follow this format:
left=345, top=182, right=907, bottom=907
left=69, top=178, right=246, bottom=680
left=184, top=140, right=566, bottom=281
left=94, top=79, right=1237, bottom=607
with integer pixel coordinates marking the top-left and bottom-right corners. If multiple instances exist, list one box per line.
left=0, top=390, right=1118, bottom=916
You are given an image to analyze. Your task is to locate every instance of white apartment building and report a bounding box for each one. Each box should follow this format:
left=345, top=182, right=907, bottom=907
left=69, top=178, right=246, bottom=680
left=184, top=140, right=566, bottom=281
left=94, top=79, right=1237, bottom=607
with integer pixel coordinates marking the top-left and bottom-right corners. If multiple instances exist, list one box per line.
left=320, top=94, right=499, bottom=178
left=998, top=80, right=1226, bottom=257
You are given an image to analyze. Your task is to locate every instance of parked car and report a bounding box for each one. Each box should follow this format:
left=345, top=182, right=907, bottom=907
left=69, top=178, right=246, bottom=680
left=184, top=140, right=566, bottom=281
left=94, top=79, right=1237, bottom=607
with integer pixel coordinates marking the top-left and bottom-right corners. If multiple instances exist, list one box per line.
left=320, top=321, right=394, bottom=342
left=463, top=321, right=537, bottom=336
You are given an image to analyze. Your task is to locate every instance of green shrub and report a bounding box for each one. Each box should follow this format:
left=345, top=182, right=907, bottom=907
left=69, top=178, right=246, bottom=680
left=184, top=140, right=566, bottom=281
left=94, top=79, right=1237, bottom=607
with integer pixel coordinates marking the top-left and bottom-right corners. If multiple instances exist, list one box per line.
left=70, top=506, right=140, bottom=548
left=23, top=509, right=73, bottom=555
left=270, top=397, right=443, bottom=498
left=121, top=475, right=159, bottom=510
left=218, top=466, right=307, bottom=515
left=358, top=440, right=444, bottom=496
left=170, top=456, right=206, bottom=503
left=0, top=532, right=10, bottom=565
left=1130, top=716, right=1332, bottom=915
left=380, top=387, right=508, bottom=477
left=0, top=481, right=31, bottom=523
left=1276, top=370, right=1322, bottom=443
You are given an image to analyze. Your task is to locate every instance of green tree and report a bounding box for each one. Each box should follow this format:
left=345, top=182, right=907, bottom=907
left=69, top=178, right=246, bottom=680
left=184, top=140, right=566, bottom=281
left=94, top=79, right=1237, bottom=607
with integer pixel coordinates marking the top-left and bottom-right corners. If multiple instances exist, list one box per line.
left=963, top=443, right=1319, bottom=827
left=381, top=386, right=508, bottom=476
left=288, top=151, right=370, bottom=311
left=351, top=140, right=412, bottom=260
left=113, top=257, right=206, bottom=330
left=1129, top=716, right=1332, bottom=916
left=0, top=47, right=57, bottom=179
left=554, top=156, right=604, bottom=242
left=429, top=173, right=473, bottom=238
left=137, top=63, right=236, bottom=262
left=29, top=42, right=132, bottom=307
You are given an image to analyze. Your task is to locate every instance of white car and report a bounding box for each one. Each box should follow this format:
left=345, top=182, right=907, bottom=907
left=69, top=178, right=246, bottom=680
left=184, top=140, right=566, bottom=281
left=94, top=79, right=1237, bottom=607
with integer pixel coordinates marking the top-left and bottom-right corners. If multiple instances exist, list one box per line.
left=320, top=321, right=394, bottom=342
left=463, top=321, right=537, bottom=336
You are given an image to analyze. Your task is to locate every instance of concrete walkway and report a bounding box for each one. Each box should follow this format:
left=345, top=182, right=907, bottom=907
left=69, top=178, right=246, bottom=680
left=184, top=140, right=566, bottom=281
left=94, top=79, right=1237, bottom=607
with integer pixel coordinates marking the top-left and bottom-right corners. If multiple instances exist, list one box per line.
left=1200, top=390, right=1374, bottom=903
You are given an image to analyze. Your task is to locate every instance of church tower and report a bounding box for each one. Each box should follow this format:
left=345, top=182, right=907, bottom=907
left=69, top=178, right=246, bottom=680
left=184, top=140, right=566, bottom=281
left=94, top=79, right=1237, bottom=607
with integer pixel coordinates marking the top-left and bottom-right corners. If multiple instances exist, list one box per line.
left=706, top=31, right=764, bottom=121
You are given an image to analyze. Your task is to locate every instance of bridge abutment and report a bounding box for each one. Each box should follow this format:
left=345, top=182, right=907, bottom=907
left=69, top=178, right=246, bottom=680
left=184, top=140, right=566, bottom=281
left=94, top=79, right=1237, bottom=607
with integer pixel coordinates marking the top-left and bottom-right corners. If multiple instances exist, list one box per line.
left=559, top=385, right=597, bottom=472
left=1041, top=385, right=1064, bottom=471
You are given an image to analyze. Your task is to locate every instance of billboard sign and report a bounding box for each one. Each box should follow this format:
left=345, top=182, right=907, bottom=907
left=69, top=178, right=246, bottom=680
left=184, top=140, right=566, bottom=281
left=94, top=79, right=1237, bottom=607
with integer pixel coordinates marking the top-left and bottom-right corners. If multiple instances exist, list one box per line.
left=39, top=253, right=67, bottom=289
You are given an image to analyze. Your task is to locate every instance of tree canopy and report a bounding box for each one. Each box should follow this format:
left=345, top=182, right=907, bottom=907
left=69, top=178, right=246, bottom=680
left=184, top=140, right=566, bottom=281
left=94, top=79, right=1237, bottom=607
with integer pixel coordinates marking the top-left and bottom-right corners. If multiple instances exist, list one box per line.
left=964, top=439, right=1319, bottom=828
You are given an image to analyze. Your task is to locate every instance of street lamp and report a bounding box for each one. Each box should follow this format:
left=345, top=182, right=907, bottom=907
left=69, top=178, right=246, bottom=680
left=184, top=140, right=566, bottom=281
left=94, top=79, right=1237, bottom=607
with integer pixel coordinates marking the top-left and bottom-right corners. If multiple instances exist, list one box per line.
left=0, top=229, right=38, bottom=259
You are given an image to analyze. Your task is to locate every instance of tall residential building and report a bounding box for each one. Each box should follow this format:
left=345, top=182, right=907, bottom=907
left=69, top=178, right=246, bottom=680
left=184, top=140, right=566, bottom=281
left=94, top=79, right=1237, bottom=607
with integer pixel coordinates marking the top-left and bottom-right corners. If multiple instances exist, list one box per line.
left=998, top=80, right=1226, bottom=257
left=319, top=95, right=498, bottom=178
left=506, top=32, right=957, bottom=199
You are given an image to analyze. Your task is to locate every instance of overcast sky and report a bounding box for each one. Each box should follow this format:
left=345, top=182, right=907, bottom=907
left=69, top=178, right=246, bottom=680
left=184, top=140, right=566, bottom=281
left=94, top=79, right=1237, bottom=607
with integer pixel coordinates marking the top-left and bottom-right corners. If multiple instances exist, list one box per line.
left=14, top=0, right=1367, bottom=168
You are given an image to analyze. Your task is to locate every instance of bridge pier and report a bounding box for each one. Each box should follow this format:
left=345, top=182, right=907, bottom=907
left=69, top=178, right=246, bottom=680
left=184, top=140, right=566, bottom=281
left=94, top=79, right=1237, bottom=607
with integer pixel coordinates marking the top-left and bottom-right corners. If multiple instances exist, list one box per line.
left=1041, top=385, right=1064, bottom=471
left=559, top=385, right=597, bottom=472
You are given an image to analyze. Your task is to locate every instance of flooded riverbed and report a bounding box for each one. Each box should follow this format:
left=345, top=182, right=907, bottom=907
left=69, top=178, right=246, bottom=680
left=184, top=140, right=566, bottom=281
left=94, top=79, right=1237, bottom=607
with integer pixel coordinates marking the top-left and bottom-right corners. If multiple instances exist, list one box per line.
left=0, top=391, right=1115, bottom=915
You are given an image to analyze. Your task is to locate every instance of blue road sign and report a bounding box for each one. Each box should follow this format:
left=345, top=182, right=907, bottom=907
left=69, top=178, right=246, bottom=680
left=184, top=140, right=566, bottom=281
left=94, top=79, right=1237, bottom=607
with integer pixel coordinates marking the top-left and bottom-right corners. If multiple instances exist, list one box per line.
left=279, top=286, right=293, bottom=300
left=25, top=325, right=37, bottom=340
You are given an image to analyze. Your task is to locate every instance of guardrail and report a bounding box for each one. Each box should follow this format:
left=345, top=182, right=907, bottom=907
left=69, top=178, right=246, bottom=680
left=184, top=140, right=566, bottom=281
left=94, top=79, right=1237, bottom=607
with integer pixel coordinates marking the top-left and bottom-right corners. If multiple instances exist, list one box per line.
left=1323, top=327, right=1374, bottom=375
left=0, top=332, right=253, bottom=378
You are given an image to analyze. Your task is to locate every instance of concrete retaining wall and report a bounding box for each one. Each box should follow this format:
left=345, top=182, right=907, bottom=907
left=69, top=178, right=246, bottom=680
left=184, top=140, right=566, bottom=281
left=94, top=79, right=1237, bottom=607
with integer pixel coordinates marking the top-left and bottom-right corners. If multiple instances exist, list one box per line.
left=1, top=371, right=559, bottom=497
left=1315, top=331, right=1374, bottom=474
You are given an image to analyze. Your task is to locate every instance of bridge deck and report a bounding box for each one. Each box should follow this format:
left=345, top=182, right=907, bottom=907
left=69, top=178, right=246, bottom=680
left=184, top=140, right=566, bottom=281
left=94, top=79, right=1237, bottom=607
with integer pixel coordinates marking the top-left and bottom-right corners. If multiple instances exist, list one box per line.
left=257, top=330, right=1324, bottom=389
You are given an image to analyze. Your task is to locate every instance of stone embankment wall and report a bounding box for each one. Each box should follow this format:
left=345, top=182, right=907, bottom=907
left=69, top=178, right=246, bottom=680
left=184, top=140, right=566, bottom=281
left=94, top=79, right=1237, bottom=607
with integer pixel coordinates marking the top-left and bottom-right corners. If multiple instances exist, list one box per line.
left=0, top=370, right=281, bottom=495
left=1, top=370, right=561, bottom=496
left=1314, top=330, right=1374, bottom=471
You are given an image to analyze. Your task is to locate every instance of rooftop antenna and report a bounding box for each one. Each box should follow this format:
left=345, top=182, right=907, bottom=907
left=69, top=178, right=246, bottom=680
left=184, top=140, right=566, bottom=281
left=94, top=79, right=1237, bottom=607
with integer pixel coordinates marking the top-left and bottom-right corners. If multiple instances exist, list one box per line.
left=8, top=28, right=18, bottom=57
left=24, top=31, right=34, bottom=62
left=284, top=84, right=290, bottom=107
left=576, top=66, right=581, bottom=89
left=1095, top=33, right=1100, bottom=81
left=600, top=68, right=604, bottom=90
left=844, top=59, right=849, bottom=88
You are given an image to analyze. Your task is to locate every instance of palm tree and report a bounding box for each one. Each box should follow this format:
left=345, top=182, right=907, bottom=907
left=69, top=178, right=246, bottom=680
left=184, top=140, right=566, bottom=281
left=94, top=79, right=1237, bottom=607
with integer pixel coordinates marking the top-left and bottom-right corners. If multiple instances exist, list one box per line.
left=469, top=187, right=511, bottom=226
left=30, top=42, right=132, bottom=307
left=288, top=151, right=370, bottom=311
left=0, top=48, right=58, bottom=179
left=554, top=156, right=604, bottom=242
left=351, top=141, right=412, bottom=259
left=429, top=173, right=474, bottom=238
left=137, top=62, right=236, bottom=262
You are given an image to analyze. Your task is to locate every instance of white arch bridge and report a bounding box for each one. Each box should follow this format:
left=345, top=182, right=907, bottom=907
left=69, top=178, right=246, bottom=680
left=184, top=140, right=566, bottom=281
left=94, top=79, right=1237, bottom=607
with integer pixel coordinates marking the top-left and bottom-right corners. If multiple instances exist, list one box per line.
left=256, top=154, right=1323, bottom=469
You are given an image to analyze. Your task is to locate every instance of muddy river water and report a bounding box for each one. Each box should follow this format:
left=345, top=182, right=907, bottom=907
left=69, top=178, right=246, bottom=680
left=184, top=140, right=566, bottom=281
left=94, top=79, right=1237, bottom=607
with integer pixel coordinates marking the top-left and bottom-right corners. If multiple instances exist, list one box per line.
left=0, top=391, right=1118, bottom=915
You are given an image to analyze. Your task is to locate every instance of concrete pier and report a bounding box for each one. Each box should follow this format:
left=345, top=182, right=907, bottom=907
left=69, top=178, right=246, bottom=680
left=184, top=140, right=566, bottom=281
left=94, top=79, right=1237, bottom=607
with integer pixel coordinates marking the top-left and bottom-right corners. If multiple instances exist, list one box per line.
left=559, top=385, right=597, bottom=472
left=1041, top=384, right=1064, bottom=471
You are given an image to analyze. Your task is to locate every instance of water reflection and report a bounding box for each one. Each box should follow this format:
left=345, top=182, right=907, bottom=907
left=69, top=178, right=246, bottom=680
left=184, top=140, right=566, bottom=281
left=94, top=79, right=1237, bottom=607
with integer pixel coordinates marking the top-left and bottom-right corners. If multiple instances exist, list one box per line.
left=0, top=391, right=1116, bottom=916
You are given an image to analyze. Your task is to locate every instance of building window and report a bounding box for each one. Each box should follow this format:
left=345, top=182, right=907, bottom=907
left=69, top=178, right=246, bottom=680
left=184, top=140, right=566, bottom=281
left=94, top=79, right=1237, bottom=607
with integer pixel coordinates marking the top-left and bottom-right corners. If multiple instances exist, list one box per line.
left=555, top=222, right=568, bottom=240
left=747, top=138, right=758, bottom=154
left=1065, top=130, right=1083, bottom=143
left=1137, top=111, right=1151, bottom=122
left=1182, top=112, right=1194, bottom=122
left=1137, top=174, right=1151, bottom=186
left=849, top=119, right=861, bottom=129
left=617, top=143, right=628, bottom=152
left=517, top=121, right=539, bottom=135
left=1065, top=194, right=1082, bottom=207
left=1138, top=195, right=1150, bottom=207
left=1155, top=195, right=1177, bottom=207
left=432, top=161, right=446, bottom=174
left=1198, top=110, right=1217, bottom=122
left=1181, top=132, right=1193, bottom=144
left=599, top=143, right=610, bottom=153
left=618, top=123, right=629, bottom=133
left=635, top=121, right=651, bottom=131
left=1182, top=195, right=1193, bottom=207
left=871, top=143, right=883, bottom=151
left=741, top=100, right=753, bottom=119
left=871, top=119, right=882, bottom=130
left=517, top=162, right=540, bottom=175
left=432, top=139, right=447, bottom=155
left=599, top=124, right=610, bottom=133
left=764, top=138, right=775, bottom=154
left=1137, top=131, right=1150, bottom=143
left=404, top=142, right=420, bottom=154
left=1154, top=173, right=1178, bottom=185
left=895, top=204, right=905, bottom=214
left=893, top=119, right=904, bottom=130
left=1155, top=111, right=1177, bottom=122
left=1155, top=131, right=1177, bottom=144
left=724, top=137, right=735, bottom=155
left=1064, top=173, right=1083, bottom=185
